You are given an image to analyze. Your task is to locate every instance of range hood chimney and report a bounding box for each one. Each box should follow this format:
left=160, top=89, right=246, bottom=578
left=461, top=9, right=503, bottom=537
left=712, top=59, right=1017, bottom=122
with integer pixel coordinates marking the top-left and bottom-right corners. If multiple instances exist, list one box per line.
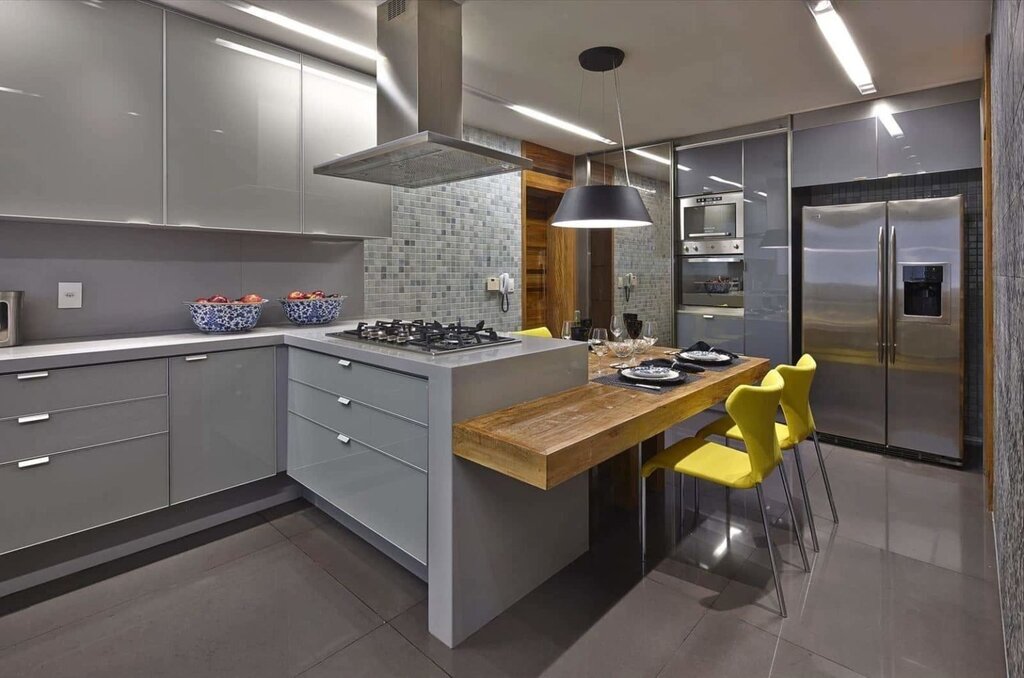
left=313, top=0, right=532, bottom=188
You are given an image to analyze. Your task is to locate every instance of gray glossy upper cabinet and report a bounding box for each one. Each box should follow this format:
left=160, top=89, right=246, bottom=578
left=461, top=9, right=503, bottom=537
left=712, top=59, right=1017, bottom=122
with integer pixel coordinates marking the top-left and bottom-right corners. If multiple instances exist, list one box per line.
left=165, top=14, right=301, bottom=232
left=792, top=117, right=876, bottom=187
left=302, top=57, right=392, bottom=238
left=742, top=134, right=790, bottom=365
left=877, top=100, right=981, bottom=176
left=0, top=0, right=162, bottom=224
left=676, top=141, right=743, bottom=196
left=169, top=347, right=277, bottom=504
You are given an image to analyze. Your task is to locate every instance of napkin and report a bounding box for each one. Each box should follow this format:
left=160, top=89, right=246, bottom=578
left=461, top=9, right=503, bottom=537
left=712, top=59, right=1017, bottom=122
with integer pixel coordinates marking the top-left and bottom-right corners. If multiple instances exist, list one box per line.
left=684, top=341, right=739, bottom=360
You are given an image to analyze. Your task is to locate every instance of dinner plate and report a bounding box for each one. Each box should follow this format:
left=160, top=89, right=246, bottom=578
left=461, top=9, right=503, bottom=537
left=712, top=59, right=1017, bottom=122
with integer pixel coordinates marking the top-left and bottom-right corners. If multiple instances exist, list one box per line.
left=678, top=350, right=732, bottom=364
left=621, top=367, right=682, bottom=382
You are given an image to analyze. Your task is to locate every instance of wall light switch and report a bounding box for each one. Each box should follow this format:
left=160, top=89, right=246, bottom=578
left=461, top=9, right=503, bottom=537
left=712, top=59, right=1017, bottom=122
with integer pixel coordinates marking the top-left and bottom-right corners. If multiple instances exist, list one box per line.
left=58, top=282, right=83, bottom=309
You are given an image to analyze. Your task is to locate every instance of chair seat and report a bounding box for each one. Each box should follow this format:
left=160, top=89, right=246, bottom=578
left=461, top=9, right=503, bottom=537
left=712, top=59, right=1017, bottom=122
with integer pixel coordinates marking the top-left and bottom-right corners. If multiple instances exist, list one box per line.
left=697, top=414, right=799, bottom=450
left=642, top=437, right=759, bottom=489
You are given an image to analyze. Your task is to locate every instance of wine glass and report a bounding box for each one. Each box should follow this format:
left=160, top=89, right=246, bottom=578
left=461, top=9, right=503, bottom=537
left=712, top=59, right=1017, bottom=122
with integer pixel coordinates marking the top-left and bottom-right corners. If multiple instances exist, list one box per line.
left=641, top=320, right=658, bottom=351
left=589, top=328, right=609, bottom=355
left=609, top=315, right=624, bottom=341
left=561, top=320, right=573, bottom=341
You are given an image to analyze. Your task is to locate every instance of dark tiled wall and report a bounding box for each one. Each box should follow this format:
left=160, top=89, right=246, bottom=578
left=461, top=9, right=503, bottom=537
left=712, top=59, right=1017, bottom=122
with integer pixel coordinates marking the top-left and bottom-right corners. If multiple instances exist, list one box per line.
left=991, top=0, right=1024, bottom=674
left=793, top=169, right=984, bottom=448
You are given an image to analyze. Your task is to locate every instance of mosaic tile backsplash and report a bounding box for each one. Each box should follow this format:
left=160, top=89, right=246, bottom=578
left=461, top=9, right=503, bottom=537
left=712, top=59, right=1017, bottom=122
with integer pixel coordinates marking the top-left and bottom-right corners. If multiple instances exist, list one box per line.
left=991, top=0, right=1024, bottom=674
left=363, top=127, right=522, bottom=331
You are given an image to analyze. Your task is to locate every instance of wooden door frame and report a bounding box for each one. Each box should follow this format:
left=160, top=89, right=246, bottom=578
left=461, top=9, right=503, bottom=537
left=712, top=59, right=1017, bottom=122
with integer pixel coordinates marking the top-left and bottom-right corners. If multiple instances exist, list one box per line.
left=521, top=169, right=574, bottom=332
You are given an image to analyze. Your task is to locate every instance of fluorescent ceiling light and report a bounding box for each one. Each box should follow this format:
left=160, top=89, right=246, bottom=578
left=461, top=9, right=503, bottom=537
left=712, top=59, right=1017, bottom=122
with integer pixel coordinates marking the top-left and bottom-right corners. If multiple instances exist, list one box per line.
left=508, top=104, right=616, bottom=145
left=630, top=148, right=691, bottom=172
left=709, top=175, right=744, bottom=189
left=807, top=0, right=876, bottom=95
left=214, top=39, right=373, bottom=91
left=227, top=2, right=379, bottom=61
left=874, top=103, right=904, bottom=138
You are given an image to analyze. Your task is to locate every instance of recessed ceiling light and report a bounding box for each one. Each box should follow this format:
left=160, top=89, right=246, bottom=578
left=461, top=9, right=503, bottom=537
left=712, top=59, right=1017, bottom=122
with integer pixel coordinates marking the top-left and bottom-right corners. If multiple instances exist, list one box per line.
left=630, top=148, right=691, bottom=172
left=508, top=104, right=616, bottom=145
left=226, top=2, right=380, bottom=61
left=806, top=0, right=876, bottom=95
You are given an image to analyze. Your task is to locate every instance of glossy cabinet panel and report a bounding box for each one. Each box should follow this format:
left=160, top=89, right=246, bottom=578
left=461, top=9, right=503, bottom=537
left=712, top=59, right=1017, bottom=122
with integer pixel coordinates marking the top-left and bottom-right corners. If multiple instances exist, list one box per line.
left=169, top=348, right=277, bottom=504
left=676, top=141, right=743, bottom=196
left=792, top=117, right=877, bottom=187
left=302, top=56, right=392, bottom=238
left=676, top=311, right=744, bottom=354
left=166, top=13, right=301, bottom=232
left=877, top=100, right=981, bottom=177
left=0, top=0, right=163, bottom=223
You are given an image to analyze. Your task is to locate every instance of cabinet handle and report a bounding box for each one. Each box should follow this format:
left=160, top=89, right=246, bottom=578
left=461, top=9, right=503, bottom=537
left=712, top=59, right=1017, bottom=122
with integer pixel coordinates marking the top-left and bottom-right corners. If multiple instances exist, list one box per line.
left=18, top=413, right=49, bottom=425
left=16, top=372, right=49, bottom=381
left=18, top=456, right=50, bottom=469
left=184, top=355, right=208, bottom=362
left=336, top=433, right=350, bottom=444
left=702, top=314, right=715, bottom=320
left=337, top=397, right=351, bottom=406
left=337, top=359, right=352, bottom=367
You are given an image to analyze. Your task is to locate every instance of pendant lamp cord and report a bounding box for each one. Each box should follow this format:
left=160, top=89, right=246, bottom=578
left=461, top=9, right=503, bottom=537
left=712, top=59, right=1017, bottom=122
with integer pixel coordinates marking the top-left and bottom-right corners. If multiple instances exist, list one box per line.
left=612, top=63, right=631, bottom=187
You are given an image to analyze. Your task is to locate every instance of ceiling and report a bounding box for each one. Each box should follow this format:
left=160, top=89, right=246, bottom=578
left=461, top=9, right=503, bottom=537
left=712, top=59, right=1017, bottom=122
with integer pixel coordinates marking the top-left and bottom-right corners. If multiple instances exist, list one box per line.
left=157, top=0, right=990, bottom=157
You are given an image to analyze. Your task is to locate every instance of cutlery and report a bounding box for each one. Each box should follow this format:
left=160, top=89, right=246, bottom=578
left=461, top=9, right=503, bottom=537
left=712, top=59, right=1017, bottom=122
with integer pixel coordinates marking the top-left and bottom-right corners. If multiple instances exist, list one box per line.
left=634, top=383, right=662, bottom=391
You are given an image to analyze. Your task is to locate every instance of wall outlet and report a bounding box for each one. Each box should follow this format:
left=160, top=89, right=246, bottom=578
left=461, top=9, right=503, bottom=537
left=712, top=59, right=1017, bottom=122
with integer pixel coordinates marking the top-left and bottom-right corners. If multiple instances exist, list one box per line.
left=58, top=282, right=83, bottom=309
left=486, top=276, right=500, bottom=291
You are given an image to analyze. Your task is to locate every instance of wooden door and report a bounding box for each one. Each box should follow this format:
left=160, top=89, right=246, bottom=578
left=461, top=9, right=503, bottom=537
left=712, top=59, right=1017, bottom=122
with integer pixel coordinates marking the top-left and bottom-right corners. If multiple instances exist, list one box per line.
left=521, top=165, right=576, bottom=335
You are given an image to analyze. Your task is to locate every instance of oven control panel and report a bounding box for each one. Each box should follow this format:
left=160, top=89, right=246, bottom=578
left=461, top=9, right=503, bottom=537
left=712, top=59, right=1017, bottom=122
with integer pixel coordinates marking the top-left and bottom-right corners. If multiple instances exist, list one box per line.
left=680, top=238, right=743, bottom=255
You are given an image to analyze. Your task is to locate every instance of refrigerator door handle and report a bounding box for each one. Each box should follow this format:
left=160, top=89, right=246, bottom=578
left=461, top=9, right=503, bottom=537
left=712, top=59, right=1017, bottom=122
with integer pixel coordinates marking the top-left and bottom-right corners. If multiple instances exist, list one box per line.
left=877, top=226, right=885, bottom=363
left=889, top=226, right=897, bottom=364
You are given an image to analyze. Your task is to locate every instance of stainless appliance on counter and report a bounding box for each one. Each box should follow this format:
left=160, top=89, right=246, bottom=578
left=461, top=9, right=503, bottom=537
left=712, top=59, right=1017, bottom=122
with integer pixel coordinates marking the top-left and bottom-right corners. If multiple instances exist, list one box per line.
left=802, top=197, right=964, bottom=461
left=0, top=290, right=23, bottom=348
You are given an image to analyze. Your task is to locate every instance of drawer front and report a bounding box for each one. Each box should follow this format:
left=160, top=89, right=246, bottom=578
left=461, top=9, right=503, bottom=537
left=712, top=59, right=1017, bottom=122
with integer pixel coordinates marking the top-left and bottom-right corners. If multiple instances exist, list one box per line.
left=288, top=348, right=427, bottom=424
left=0, top=396, right=167, bottom=466
left=0, top=433, right=169, bottom=554
left=676, top=312, right=745, bottom=355
left=287, top=415, right=426, bottom=564
left=288, top=380, right=428, bottom=471
left=0, top=359, right=167, bottom=418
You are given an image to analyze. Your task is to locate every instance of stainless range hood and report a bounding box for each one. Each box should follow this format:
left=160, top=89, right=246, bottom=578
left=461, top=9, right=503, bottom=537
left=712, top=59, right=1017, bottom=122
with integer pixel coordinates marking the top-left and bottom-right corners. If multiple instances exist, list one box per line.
left=313, top=0, right=532, bottom=188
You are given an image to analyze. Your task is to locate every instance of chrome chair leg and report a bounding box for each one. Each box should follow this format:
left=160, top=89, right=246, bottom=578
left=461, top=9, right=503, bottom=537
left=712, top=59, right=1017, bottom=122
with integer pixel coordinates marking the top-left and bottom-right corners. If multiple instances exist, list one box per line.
left=792, top=444, right=820, bottom=552
left=812, top=431, right=839, bottom=523
left=779, top=466, right=811, bottom=572
left=756, top=484, right=787, bottom=618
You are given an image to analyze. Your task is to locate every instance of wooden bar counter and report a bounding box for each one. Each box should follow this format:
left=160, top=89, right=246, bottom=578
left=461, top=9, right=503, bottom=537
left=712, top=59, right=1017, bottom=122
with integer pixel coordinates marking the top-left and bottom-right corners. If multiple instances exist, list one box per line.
left=453, top=352, right=771, bottom=490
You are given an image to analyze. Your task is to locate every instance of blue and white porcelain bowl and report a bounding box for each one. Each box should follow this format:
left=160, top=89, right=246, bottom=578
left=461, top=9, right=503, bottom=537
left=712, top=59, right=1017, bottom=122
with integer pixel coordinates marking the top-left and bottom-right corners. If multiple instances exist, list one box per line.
left=279, top=296, right=346, bottom=326
left=185, top=301, right=267, bottom=333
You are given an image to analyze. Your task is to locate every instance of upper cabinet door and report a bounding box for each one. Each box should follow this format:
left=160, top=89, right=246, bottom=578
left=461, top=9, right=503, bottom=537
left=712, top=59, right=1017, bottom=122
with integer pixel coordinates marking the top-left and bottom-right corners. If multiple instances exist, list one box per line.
left=676, top=141, right=743, bottom=196
left=166, top=14, right=301, bottom=232
left=0, top=0, right=162, bottom=224
left=877, top=100, right=981, bottom=177
left=792, top=118, right=877, bottom=187
left=302, top=57, right=391, bottom=238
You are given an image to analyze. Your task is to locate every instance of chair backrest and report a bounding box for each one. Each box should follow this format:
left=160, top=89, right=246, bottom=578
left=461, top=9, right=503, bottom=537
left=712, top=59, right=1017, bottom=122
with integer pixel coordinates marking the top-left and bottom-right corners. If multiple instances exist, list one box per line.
left=776, top=354, right=817, bottom=443
left=725, top=369, right=785, bottom=484
left=514, top=327, right=553, bottom=338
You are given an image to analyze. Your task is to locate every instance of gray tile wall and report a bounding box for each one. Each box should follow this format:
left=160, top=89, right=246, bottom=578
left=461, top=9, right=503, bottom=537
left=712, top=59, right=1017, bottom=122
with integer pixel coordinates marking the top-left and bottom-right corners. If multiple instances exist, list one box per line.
left=0, top=221, right=365, bottom=341
left=363, top=127, right=523, bottom=331
left=991, top=0, right=1024, bottom=674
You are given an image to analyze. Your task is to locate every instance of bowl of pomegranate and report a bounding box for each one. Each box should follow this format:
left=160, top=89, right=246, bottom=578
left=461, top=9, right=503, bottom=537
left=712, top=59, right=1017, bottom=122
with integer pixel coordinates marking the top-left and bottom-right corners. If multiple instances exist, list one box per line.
left=185, top=294, right=267, bottom=333
left=278, top=290, right=346, bottom=326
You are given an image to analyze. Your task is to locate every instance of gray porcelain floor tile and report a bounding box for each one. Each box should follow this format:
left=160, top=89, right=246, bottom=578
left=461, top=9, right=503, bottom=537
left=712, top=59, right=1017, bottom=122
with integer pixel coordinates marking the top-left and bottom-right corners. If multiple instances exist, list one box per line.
left=656, top=612, right=866, bottom=678
left=0, top=542, right=382, bottom=678
left=290, top=519, right=426, bottom=621
left=0, top=517, right=284, bottom=652
left=299, top=625, right=446, bottom=678
left=261, top=499, right=331, bottom=539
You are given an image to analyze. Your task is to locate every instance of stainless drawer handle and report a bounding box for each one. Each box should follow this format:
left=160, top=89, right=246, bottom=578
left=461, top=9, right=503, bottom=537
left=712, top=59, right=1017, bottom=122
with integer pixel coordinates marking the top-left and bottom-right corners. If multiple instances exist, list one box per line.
left=184, top=355, right=208, bottom=362
left=337, top=397, right=351, bottom=406
left=18, top=456, right=50, bottom=469
left=337, top=359, right=352, bottom=367
left=16, top=371, right=49, bottom=380
left=702, top=314, right=715, bottom=320
left=18, top=413, right=50, bottom=424
left=337, top=433, right=350, bottom=444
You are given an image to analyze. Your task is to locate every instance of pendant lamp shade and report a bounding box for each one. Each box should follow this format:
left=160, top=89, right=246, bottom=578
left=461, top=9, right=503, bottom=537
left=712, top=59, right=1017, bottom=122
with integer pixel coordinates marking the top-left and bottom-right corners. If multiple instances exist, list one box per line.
left=551, top=185, right=652, bottom=229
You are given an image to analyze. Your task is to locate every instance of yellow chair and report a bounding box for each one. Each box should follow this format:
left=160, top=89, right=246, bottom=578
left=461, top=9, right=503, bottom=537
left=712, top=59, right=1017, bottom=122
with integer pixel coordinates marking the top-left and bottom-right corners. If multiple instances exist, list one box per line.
left=641, top=369, right=809, bottom=618
left=514, top=327, right=553, bottom=338
left=696, top=354, right=838, bottom=553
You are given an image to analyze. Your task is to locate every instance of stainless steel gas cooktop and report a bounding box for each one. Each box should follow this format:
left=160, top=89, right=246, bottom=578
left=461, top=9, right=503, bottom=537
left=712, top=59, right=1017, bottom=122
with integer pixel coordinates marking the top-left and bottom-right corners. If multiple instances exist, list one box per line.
left=327, top=319, right=520, bottom=355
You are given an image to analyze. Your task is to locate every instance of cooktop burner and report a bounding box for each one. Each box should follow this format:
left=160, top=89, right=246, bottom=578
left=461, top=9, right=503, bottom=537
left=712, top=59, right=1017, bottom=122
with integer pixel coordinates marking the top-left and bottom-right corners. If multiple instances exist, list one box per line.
left=326, top=319, right=521, bottom=354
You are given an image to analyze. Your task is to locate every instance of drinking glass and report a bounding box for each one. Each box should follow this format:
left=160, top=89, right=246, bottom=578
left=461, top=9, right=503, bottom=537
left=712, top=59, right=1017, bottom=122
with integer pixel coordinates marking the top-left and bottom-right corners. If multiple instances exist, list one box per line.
left=589, top=328, right=609, bottom=356
left=641, top=320, right=658, bottom=350
left=610, top=337, right=635, bottom=364
left=609, top=315, right=624, bottom=341
left=561, top=320, right=573, bottom=341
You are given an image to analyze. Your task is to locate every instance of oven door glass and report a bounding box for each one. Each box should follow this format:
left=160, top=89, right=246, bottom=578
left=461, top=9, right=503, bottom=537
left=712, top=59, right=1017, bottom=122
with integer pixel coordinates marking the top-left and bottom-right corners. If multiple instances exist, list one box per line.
left=680, top=257, right=744, bottom=308
left=683, top=204, right=737, bottom=239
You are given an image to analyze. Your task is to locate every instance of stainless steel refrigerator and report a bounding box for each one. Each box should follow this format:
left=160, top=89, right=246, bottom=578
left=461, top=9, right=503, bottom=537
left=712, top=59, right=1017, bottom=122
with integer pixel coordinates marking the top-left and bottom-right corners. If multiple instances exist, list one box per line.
left=802, top=197, right=964, bottom=460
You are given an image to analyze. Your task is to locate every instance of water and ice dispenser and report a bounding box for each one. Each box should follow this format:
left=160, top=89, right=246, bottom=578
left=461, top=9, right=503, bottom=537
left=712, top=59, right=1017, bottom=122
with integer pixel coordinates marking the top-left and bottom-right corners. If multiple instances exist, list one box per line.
left=902, top=265, right=945, bottom=318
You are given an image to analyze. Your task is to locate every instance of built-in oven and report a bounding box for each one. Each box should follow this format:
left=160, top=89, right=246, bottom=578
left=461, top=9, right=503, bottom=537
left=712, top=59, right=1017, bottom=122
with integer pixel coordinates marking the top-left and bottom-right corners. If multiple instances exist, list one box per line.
left=678, top=191, right=744, bottom=256
left=678, top=255, right=744, bottom=309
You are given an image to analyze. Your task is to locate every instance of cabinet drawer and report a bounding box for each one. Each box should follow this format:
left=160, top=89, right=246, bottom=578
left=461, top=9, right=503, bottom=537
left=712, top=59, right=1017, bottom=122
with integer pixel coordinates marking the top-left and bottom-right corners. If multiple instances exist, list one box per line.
left=0, top=359, right=167, bottom=418
left=676, top=312, right=745, bottom=355
left=0, top=433, right=169, bottom=554
left=288, top=349, right=427, bottom=424
left=0, top=396, right=167, bottom=466
left=287, top=415, right=426, bottom=564
left=288, top=380, right=427, bottom=471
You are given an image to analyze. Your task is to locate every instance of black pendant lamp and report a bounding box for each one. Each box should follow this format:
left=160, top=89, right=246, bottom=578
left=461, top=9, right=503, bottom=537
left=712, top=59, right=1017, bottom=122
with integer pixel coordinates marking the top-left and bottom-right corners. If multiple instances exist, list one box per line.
left=551, top=47, right=653, bottom=229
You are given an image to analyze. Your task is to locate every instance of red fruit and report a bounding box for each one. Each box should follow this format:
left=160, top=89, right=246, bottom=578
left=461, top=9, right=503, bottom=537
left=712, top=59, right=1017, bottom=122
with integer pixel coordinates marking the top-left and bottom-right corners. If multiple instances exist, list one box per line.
left=309, top=290, right=325, bottom=299
left=208, top=294, right=229, bottom=304
left=194, top=297, right=209, bottom=303
left=239, top=293, right=263, bottom=304
left=287, top=290, right=307, bottom=300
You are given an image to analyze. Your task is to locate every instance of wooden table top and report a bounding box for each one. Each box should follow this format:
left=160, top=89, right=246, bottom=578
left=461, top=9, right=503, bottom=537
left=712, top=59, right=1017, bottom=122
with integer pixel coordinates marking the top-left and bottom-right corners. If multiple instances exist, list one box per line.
left=452, top=352, right=771, bottom=490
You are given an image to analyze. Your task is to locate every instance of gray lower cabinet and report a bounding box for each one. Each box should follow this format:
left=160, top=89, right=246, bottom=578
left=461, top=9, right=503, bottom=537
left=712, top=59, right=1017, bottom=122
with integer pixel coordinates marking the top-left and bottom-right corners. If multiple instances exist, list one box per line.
left=0, top=0, right=163, bottom=223
left=0, top=433, right=169, bottom=555
left=169, top=348, right=277, bottom=504
left=165, top=12, right=301, bottom=232
left=676, top=310, right=744, bottom=354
